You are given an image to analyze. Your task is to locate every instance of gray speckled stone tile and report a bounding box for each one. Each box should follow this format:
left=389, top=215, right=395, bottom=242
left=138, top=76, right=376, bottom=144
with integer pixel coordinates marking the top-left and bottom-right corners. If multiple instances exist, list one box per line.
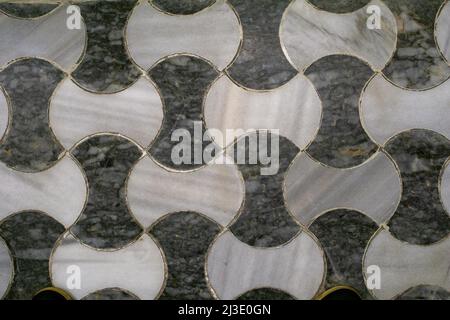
left=72, top=0, right=142, bottom=93
left=307, top=0, right=371, bottom=13
left=395, top=285, right=450, bottom=300
left=237, top=288, right=295, bottom=300
left=385, top=129, right=450, bottom=245
left=0, top=58, right=65, bottom=172
left=226, top=0, right=298, bottom=90
left=151, top=0, right=216, bottom=15
left=382, top=0, right=450, bottom=89
left=149, top=211, right=221, bottom=300
left=0, top=3, right=58, bottom=18
left=148, top=55, right=219, bottom=170
left=0, top=211, right=65, bottom=300
left=305, top=55, right=378, bottom=168
left=309, top=209, right=378, bottom=300
left=70, top=134, right=143, bottom=249
left=81, top=288, right=139, bottom=300
left=230, top=132, right=300, bottom=247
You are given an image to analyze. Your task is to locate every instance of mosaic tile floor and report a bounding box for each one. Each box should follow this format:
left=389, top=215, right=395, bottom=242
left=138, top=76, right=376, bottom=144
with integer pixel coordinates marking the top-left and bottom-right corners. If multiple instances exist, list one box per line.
left=0, top=0, right=449, bottom=300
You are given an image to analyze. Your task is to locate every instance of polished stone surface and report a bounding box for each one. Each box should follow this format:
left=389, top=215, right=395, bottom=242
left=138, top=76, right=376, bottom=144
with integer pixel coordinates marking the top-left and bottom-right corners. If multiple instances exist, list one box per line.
left=0, top=236, right=13, bottom=299
left=81, top=288, right=139, bottom=300
left=307, top=0, right=371, bottom=13
left=0, top=3, right=58, bottom=18
left=151, top=0, right=215, bottom=15
left=395, top=285, right=450, bottom=300
left=436, top=1, right=450, bottom=63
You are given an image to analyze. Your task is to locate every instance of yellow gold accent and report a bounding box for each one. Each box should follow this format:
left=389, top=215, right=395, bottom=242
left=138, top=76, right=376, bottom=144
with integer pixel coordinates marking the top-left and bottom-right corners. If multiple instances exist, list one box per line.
left=34, top=287, right=73, bottom=300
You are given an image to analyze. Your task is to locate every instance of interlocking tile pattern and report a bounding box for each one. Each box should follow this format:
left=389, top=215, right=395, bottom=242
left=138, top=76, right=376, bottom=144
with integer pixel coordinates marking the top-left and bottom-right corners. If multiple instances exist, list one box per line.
left=0, top=0, right=449, bottom=300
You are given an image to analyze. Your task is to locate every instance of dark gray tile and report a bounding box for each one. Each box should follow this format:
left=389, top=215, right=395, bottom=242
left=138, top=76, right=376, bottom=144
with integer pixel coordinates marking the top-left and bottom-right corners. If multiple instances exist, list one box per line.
left=148, top=55, right=219, bottom=170
left=305, top=55, right=378, bottom=168
left=237, top=288, right=295, bottom=300
left=385, top=129, right=450, bottom=245
left=0, top=211, right=65, bottom=300
left=307, top=0, right=370, bottom=13
left=149, top=211, right=221, bottom=300
left=230, top=132, right=300, bottom=247
left=0, top=58, right=65, bottom=172
left=151, top=0, right=216, bottom=15
left=70, top=134, right=143, bottom=249
left=81, top=288, right=139, bottom=300
left=226, top=0, right=298, bottom=90
left=309, top=209, right=378, bottom=300
left=395, top=285, right=450, bottom=300
left=383, top=0, right=450, bottom=89
left=72, top=0, right=142, bottom=93
left=0, top=3, right=58, bottom=18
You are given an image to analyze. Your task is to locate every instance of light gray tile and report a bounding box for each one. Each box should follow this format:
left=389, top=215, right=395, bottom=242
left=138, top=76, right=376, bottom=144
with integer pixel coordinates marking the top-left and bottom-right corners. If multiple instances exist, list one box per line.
left=0, top=236, right=12, bottom=299
left=436, top=1, right=450, bottom=63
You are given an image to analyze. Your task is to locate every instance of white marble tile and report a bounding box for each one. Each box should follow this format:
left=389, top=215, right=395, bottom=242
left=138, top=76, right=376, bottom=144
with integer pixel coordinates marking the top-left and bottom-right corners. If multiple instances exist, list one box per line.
left=0, top=155, right=86, bottom=227
left=436, top=0, right=450, bottom=63
left=50, top=77, right=163, bottom=149
left=207, top=231, right=325, bottom=299
left=51, top=232, right=165, bottom=300
left=204, top=74, right=321, bottom=149
left=0, top=88, right=7, bottom=141
left=285, top=151, right=401, bottom=225
left=0, top=236, right=12, bottom=299
left=280, top=0, right=396, bottom=71
left=0, top=4, right=85, bottom=70
left=127, top=155, right=244, bottom=227
left=439, top=160, right=450, bottom=215
left=363, top=229, right=450, bottom=299
left=361, top=74, right=450, bottom=145
left=126, top=0, right=240, bottom=71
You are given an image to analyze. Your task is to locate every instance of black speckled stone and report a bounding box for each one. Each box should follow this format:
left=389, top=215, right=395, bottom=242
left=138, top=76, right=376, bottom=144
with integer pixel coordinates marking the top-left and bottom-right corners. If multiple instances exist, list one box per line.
left=383, top=0, right=450, bottom=89
left=71, top=134, right=143, bottom=249
left=226, top=0, right=298, bottom=90
left=230, top=132, right=300, bottom=247
left=151, top=0, right=216, bottom=15
left=0, top=58, right=65, bottom=172
left=72, top=0, right=142, bottom=93
left=395, top=285, right=450, bottom=300
left=148, top=55, right=219, bottom=170
left=82, top=288, right=139, bottom=300
left=149, top=211, right=221, bottom=300
left=237, top=288, right=295, bottom=300
left=385, top=129, right=450, bottom=245
left=309, top=209, right=378, bottom=300
left=307, top=0, right=370, bottom=13
left=0, top=211, right=65, bottom=300
left=305, top=55, right=377, bottom=168
left=0, top=3, right=58, bottom=18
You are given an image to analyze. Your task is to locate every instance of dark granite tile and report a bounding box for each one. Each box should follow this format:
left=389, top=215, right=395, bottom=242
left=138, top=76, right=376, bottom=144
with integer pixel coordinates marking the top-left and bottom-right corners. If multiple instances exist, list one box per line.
left=307, top=0, right=370, bottom=13
left=82, top=288, right=139, bottom=300
left=0, top=58, right=65, bottom=172
left=305, top=55, right=378, bottom=168
left=383, top=0, right=450, bottom=89
left=230, top=132, right=300, bottom=247
left=0, top=3, right=59, bottom=18
left=226, top=0, right=298, bottom=90
left=70, top=134, right=143, bottom=249
left=237, top=288, right=295, bottom=300
left=148, top=55, right=219, bottom=170
left=384, top=129, right=450, bottom=245
left=72, top=0, right=142, bottom=93
left=0, top=211, right=65, bottom=300
left=149, top=211, right=220, bottom=300
left=309, top=209, right=378, bottom=300
left=151, top=0, right=216, bottom=15
left=395, top=285, right=450, bottom=300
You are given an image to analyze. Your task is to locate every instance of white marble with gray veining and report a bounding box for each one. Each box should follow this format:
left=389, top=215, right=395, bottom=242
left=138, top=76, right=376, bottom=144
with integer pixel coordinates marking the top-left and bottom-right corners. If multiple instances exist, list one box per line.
left=127, top=155, right=244, bottom=228
left=285, top=151, right=401, bottom=225
left=207, top=231, right=325, bottom=299
left=51, top=232, right=165, bottom=300
left=363, top=229, right=450, bottom=299
left=0, top=155, right=86, bottom=227
left=204, top=74, right=321, bottom=150
left=126, top=0, right=240, bottom=71
left=436, top=0, right=450, bottom=64
left=0, top=236, right=12, bottom=299
left=361, top=74, right=450, bottom=145
left=50, top=77, right=163, bottom=149
left=280, top=0, right=397, bottom=71
left=0, top=88, right=7, bottom=141
left=0, top=4, right=85, bottom=70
